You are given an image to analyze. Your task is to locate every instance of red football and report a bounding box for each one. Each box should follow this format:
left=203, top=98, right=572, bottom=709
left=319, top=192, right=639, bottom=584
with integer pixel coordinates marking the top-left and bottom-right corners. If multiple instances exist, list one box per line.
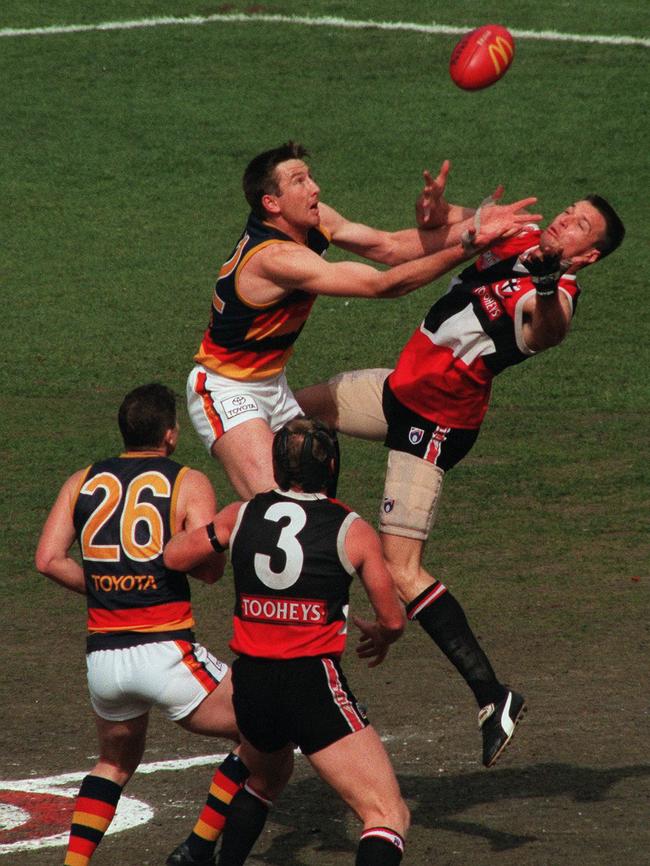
left=449, top=24, right=515, bottom=91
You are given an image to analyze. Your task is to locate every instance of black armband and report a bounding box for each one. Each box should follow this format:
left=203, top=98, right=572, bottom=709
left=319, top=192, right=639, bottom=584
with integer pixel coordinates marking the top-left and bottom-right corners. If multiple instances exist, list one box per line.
left=206, top=522, right=227, bottom=553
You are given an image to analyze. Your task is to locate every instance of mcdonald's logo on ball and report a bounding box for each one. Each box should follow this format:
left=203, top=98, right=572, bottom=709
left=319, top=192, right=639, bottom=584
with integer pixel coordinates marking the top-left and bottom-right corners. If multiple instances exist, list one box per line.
left=449, top=24, right=515, bottom=91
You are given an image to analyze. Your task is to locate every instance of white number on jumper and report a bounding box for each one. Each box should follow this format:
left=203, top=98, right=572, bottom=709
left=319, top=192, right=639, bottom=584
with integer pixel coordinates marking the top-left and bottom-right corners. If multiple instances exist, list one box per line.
left=254, top=502, right=307, bottom=590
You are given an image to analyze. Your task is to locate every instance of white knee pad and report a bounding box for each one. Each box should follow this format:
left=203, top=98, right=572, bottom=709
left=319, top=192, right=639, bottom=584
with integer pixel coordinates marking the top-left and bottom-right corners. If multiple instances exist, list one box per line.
left=379, top=450, right=444, bottom=541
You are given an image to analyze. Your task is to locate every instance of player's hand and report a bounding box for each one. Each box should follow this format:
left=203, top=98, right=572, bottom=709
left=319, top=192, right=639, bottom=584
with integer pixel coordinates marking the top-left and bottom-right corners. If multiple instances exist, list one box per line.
left=522, top=247, right=567, bottom=276
left=353, top=615, right=392, bottom=667
left=490, top=184, right=505, bottom=203
left=521, top=247, right=571, bottom=294
left=416, top=160, right=451, bottom=228
left=471, top=197, right=542, bottom=249
left=475, top=185, right=505, bottom=210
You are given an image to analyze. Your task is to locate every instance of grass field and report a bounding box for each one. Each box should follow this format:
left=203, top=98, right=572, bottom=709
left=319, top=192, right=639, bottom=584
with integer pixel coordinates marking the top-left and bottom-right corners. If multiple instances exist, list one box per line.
left=1, top=2, right=649, bottom=864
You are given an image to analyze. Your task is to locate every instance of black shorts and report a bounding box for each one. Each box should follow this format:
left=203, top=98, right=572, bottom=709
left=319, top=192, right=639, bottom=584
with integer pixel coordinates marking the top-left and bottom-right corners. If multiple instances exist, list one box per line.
left=231, top=655, right=369, bottom=756
left=382, top=381, right=479, bottom=471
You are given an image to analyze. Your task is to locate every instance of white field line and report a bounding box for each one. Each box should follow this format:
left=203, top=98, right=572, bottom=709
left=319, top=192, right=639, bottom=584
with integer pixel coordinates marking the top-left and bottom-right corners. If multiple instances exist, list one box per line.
left=0, top=13, right=648, bottom=48
left=0, top=751, right=230, bottom=791
left=0, top=753, right=230, bottom=855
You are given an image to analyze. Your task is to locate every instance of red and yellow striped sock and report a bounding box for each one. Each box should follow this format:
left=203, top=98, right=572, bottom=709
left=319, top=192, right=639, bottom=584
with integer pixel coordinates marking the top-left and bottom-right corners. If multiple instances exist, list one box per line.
left=63, top=775, right=122, bottom=866
left=184, top=752, right=249, bottom=860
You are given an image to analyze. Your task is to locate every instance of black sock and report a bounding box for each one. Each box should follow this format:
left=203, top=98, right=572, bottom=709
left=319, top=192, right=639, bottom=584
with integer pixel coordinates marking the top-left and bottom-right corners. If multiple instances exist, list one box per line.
left=356, top=828, right=404, bottom=865
left=407, top=582, right=507, bottom=708
left=217, top=785, right=270, bottom=866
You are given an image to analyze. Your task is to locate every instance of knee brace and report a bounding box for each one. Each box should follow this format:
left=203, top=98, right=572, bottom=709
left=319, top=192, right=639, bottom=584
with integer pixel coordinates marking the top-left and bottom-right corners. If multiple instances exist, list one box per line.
left=379, top=450, right=444, bottom=541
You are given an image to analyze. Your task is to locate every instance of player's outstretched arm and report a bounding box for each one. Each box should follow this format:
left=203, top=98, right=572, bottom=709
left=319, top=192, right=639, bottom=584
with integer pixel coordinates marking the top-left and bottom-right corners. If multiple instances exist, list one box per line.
left=253, top=194, right=540, bottom=303
left=444, top=196, right=541, bottom=253
left=327, top=197, right=541, bottom=268
left=415, top=160, right=478, bottom=229
left=163, top=501, right=241, bottom=576
left=520, top=249, right=573, bottom=351
left=35, top=471, right=87, bottom=595
left=258, top=234, right=476, bottom=301
left=320, top=163, right=529, bottom=265
left=390, top=191, right=539, bottom=261
left=320, top=199, right=460, bottom=265
left=176, top=468, right=226, bottom=584
left=344, top=518, right=405, bottom=667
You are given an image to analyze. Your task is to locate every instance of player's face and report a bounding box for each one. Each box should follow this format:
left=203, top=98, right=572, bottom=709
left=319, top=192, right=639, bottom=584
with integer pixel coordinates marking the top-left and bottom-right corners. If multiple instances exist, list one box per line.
left=539, top=200, right=606, bottom=263
left=269, top=159, right=321, bottom=229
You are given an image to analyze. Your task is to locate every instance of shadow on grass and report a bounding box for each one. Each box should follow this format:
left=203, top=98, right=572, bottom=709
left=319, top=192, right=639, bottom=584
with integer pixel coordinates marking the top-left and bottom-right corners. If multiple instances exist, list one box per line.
left=251, top=762, right=650, bottom=864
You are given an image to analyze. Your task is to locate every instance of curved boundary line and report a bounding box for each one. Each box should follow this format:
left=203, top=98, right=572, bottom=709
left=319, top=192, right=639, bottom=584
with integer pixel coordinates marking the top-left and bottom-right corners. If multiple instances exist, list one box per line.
left=1, top=13, right=648, bottom=48
left=0, top=753, right=229, bottom=855
left=0, top=752, right=229, bottom=792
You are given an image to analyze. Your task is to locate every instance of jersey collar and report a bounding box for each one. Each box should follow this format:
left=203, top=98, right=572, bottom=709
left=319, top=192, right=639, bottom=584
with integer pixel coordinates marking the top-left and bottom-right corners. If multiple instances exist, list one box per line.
left=273, top=488, right=327, bottom=501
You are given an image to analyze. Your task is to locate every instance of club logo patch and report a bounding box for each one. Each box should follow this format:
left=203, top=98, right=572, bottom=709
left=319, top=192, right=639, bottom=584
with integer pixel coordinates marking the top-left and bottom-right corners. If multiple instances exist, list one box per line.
left=409, top=426, right=424, bottom=445
left=220, top=393, right=258, bottom=420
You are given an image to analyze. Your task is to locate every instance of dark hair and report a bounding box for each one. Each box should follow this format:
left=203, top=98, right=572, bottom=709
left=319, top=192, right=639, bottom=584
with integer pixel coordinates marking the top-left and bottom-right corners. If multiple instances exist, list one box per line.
left=584, top=194, right=625, bottom=259
left=118, top=383, right=177, bottom=449
left=243, top=141, right=309, bottom=218
left=272, top=418, right=339, bottom=496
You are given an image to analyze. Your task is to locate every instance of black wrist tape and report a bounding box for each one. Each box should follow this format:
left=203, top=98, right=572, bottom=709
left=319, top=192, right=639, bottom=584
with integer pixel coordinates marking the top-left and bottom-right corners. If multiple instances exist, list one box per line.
left=533, top=274, right=559, bottom=296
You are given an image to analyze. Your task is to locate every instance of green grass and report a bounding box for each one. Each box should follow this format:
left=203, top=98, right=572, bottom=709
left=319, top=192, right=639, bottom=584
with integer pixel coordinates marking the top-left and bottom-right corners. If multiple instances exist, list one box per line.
left=1, top=3, right=649, bottom=862
left=1, top=1, right=649, bottom=36
left=2, top=0, right=648, bottom=630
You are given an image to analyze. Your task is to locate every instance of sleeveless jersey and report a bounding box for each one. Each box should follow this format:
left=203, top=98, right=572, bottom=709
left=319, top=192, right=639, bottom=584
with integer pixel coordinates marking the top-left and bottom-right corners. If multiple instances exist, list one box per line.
left=387, top=227, right=581, bottom=429
left=229, top=489, right=359, bottom=659
left=194, top=213, right=330, bottom=381
left=72, top=454, right=193, bottom=649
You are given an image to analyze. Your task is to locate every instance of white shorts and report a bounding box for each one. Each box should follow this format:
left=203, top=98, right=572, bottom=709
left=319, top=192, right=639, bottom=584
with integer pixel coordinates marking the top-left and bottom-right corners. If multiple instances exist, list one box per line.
left=187, top=364, right=302, bottom=452
left=87, top=639, right=229, bottom=722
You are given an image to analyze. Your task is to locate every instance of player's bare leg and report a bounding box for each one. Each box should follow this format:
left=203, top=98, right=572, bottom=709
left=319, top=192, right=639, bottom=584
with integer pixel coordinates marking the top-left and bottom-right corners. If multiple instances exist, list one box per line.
left=294, top=381, right=339, bottom=427
left=378, top=533, right=432, bottom=602
left=309, top=726, right=408, bottom=834
left=167, top=672, right=254, bottom=866
left=233, top=741, right=295, bottom=803
left=381, top=530, right=526, bottom=767
left=309, top=726, right=408, bottom=863
left=63, top=714, right=148, bottom=865
left=177, top=669, right=239, bottom=740
left=218, top=727, right=407, bottom=865
left=380, top=450, right=526, bottom=767
left=210, top=419, right=276, bottom=499
left=93, top=712, right=149, bottom=784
